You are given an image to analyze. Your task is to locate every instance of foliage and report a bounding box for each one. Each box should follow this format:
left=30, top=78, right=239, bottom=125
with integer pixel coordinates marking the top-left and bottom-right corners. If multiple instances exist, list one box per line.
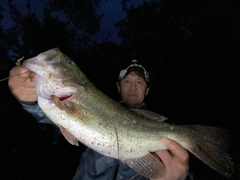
left=48, top=0, right=102, bottom=35
left=0, top=0, right=102, bottom=60
left=115, top=0, right=192, bottom=82
left=114, top=0, right=240, bottom=123
left=0, top=6, right=13, bottom=76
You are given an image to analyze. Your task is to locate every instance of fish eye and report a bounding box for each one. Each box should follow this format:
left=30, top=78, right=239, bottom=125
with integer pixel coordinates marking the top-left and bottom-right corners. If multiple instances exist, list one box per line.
left=66, top=58, right=75, bottom=64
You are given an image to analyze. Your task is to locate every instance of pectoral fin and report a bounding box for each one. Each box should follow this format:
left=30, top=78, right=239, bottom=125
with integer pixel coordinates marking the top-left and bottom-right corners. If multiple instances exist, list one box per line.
left=124, top=153, right=164, bottom=179
left=51, top=95, right=75, bottom=113
left=59, top=125, right=79, bottom=146
left=131, top=109, right=168, bottom=122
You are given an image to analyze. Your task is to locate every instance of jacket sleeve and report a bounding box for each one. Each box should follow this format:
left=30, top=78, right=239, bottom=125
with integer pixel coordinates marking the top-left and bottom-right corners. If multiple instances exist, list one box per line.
left=19, top=100, right=56, bottom=126
left=10, top=89, right=56, bottom=126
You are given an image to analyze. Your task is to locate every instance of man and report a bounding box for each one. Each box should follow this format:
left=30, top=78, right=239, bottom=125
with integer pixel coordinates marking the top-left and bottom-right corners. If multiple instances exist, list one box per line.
left=8, top=60, right=190, bottom=180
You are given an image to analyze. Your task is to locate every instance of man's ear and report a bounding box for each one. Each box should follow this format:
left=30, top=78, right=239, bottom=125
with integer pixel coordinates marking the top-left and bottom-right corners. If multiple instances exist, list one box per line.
left=116, top=82, right=121, bottom=93
left=145, top=87, right=150, bottom=95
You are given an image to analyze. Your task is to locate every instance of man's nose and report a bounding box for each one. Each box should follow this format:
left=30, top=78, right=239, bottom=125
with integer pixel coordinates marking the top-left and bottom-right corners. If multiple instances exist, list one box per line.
left=130, top=82, right=136, bottom=89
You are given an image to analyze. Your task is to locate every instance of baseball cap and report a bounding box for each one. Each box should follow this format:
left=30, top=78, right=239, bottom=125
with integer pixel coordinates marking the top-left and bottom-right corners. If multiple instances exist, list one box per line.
left=118, top=60, right=151, bottom=86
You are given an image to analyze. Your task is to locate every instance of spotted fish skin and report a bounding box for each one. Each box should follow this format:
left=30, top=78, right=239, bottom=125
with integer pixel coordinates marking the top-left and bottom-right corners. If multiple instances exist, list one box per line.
left=22, top=48, right=234, bottom=178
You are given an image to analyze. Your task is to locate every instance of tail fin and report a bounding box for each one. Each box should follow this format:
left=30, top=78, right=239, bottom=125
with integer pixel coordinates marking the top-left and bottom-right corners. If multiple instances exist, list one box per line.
left=184, top=125, right=234, bottom=177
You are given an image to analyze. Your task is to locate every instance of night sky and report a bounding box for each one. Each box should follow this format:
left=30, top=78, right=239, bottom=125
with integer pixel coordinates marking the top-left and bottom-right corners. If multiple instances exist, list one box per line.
left=0, top=0, right=141, bottom=43
left=0, top=0, right=240, bottom=180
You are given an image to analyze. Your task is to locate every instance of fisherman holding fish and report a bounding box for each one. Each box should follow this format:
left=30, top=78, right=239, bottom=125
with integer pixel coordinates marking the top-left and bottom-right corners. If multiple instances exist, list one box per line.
left=8, top=58, right=190, bottom=180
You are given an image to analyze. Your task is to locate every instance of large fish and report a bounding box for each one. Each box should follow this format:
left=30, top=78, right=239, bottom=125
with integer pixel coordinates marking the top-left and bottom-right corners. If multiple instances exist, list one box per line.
left=22, top=48, right=233, bottom=179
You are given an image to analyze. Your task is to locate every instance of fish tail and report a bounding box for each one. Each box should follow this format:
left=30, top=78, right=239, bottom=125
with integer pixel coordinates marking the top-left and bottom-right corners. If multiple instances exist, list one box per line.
left=184, top=125, right=234, bottom=177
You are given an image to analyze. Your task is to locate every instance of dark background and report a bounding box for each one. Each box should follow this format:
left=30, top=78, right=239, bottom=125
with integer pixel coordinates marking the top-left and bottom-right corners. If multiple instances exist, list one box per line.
left=0, top=0, right=240, bottom=179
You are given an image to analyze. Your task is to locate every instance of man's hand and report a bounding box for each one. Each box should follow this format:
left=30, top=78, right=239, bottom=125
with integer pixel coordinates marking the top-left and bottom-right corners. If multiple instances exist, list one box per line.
left=8, top=66, right=38, bottom=102
left=153, top=137, right=189, bottom=180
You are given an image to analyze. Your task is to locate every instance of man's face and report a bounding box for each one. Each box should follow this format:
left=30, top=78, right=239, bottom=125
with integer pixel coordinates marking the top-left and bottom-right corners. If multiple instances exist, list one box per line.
left=117, top=71, right=149, bottom=108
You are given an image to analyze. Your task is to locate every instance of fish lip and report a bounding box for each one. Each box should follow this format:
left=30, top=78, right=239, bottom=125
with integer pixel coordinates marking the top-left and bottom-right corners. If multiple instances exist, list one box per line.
left=23, top=62, right=48, bottom=78
left=59, top=94, right=74, bottom=101
left=51, top=94, right=73, bottom=102
left=48, top=88, right=78, bottom=101
left=22, top=56, right=47, bottom=68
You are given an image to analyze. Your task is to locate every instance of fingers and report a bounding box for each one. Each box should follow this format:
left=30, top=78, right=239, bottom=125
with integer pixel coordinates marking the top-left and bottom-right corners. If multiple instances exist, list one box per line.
left=9, top=66, right=30, bottom=79
left=28, top=71, right=36, bottom=82
left=155, top=149, right=172, bottom=166
left=8, top=66, right=38, bottom=102
left=162, top=137, right=189, bottom=164
left=9, top=66, right=35, bottom=87
left=153, top=138, right=189, bottom=180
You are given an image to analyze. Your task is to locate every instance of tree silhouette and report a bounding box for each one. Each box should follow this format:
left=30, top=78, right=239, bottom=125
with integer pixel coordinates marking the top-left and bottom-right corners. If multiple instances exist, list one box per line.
left=0, top=0, right=102, bottom=60
left=48, top=0, right=102, bottom=35
left=0, top=6, right=13, bottom=76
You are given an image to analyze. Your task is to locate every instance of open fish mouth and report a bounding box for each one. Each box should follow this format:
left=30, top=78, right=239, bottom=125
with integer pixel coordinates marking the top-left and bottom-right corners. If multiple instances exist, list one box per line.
left=24, top=65, right=77, bottom=102
left=36, top=76, right=77, bottom=101
left=22, top=49, right=78, bottom=101
left=55, top=94, right=73, bottom=101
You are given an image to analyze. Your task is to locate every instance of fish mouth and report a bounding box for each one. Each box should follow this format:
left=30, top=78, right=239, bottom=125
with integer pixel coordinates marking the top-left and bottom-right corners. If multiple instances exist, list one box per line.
left=31, top=72, right=78, bottom=101
left=57, top=94, right=73, bottom=101
left=50, top=94, right=74, bottom=107
left=22, top=49, right=78, bottom=103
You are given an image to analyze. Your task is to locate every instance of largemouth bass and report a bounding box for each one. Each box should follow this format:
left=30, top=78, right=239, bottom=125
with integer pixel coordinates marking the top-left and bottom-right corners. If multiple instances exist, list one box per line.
left=22, top=48, right=234, bottom=179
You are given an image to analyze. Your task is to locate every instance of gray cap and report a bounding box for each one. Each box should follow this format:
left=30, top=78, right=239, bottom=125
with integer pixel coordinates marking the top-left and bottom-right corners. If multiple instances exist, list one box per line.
left=118, top=60, right=151, bottom=86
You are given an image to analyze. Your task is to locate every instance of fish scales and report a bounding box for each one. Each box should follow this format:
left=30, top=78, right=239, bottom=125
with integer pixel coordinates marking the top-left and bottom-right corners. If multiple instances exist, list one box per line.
left=22, top=48, right=234, bottom=179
